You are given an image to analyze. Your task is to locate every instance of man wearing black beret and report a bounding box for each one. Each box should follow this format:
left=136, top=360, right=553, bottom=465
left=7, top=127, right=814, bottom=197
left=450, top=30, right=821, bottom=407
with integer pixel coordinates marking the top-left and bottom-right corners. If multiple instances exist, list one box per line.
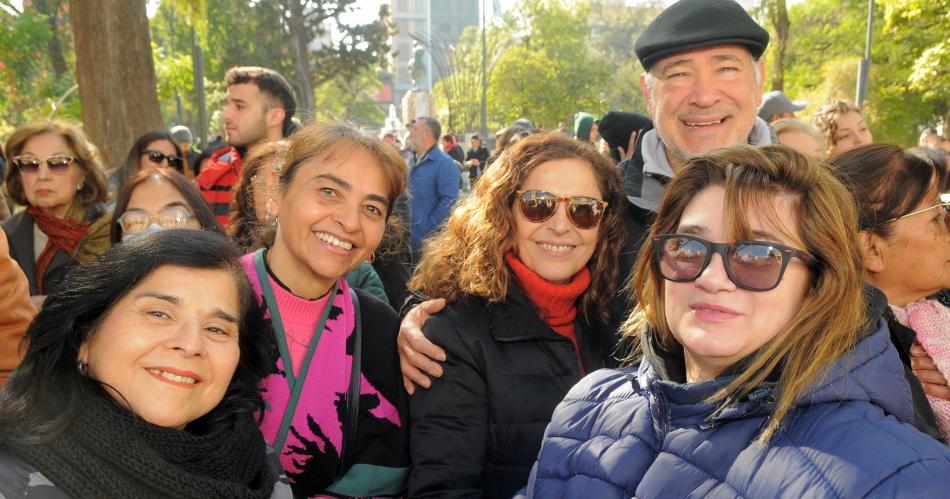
left=608, top=0, right=774, bottom=323
left=613, top=0, right=940, bottom=446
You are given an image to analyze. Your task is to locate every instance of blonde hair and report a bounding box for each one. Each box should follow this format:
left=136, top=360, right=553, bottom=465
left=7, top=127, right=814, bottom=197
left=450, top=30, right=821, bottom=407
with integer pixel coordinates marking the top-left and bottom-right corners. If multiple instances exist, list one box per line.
left=812, top=100, right=864, bottom=154
left=410, top=132, right=626, bottom=324
left=4, top=120, right=108, bottom=207
left=623, top=144, right=866, bottom=442
left=773, top=118, right=825, bottom=146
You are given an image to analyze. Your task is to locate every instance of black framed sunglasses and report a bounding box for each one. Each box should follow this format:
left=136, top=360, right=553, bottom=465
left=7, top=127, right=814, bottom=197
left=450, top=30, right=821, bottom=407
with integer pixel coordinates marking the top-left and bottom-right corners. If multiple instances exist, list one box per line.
left=143, top=150, right=183, bottom=168
left=516, top=190, right=608, bottom=230
left=12, top=155, right=75, bottom=174
left=653, top=233, right=813, bottom=291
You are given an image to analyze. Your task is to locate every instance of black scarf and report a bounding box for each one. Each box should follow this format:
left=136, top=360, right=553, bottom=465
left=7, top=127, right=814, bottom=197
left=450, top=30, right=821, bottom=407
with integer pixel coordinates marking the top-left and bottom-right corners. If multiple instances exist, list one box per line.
left=5, top=393, right=277, bottom=499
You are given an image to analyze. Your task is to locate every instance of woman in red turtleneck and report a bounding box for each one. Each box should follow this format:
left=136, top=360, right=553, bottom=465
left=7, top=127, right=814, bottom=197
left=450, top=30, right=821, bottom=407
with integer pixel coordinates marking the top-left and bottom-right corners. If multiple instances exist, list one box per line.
left=406, top=133, right=627, bottom=499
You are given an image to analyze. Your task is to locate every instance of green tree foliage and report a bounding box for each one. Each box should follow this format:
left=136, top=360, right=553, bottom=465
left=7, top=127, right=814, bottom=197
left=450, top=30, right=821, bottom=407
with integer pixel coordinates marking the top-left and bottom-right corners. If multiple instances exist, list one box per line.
left=0, top=5, right=79, bottom=136
left=149, top=0, right=390, bottom=128
left=777, top=0, right=949, bottom=145
left=431, top=23, right=513, bottom=133
left=587, top=1, right=663, bottom=117
left=313, top=70, right=386, bottom=126
left=488, top=0, right=611, bottom=128
left=433, top=0, right=660, bottom=134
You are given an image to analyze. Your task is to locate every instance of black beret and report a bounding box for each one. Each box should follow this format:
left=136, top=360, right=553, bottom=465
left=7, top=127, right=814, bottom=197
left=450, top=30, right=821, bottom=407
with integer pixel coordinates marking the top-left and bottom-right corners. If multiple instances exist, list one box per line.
left=635, top=0, right=769, bottom=71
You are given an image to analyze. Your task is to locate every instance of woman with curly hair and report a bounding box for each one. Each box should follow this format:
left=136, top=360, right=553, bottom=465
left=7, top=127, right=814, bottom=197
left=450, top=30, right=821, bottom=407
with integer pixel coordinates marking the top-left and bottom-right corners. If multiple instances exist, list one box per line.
left=407, top=132, right=626, bottom=498
left=812, top=99, right=873, bottom=156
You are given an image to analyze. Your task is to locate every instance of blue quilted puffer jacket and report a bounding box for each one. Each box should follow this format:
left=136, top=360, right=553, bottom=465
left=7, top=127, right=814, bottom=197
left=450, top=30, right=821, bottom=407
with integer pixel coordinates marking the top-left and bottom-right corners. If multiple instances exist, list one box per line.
left=517, top=320, right=950, bottom=498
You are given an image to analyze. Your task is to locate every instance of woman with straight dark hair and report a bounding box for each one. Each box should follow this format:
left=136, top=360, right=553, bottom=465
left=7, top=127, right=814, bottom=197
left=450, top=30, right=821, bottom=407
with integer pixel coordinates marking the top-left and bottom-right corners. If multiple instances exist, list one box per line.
left=0, top=230, right=290, bottom=498
left=111, top=130, right=184, bottom=192
left=829, top=143, right=950, bottom=438
left=110, top=168, right=222, bottom=244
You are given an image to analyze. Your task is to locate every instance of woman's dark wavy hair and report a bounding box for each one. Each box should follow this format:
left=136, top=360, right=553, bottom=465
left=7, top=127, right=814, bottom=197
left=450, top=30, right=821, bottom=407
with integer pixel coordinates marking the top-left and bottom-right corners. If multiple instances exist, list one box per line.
left=110, top=169, right=223, bottom=244
left=0, top=230, right=272, bottom=443
left=829, top=143, right=950, bottom=235
left=114, top=130, right=184, bottom=189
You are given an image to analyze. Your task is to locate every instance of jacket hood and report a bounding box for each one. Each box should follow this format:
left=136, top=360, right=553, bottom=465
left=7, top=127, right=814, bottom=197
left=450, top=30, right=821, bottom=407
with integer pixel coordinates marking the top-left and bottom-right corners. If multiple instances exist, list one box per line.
left=636, top=284, right=912, bottom=429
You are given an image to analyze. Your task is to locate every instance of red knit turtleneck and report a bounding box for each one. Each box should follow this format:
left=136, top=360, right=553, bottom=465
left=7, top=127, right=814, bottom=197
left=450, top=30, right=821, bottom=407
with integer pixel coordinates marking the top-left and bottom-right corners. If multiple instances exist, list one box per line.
left=505, top=252, right=591, bottom=371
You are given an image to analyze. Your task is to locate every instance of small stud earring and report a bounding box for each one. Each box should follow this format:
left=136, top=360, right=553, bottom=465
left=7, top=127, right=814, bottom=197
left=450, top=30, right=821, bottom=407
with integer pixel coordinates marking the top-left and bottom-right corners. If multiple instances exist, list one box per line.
left=76, top=182, right=83, bottom=191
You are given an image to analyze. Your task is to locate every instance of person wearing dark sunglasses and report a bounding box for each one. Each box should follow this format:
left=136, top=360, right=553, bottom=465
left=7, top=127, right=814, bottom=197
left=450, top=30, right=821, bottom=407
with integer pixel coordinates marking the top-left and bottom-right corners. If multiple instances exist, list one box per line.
left=830, top=144, right=950, bottom=440
left=1, top=120, right=111, bottom=301
left=518, top=145, right=950, bottom=498
left=406, top=133, right=626, bottom=498
left=110, top=130, right=184, bottom=194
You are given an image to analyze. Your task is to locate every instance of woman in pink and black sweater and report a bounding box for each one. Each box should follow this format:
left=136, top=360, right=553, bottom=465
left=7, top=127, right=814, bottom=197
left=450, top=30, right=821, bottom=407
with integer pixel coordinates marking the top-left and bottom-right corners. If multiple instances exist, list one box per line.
left=242, top=123, right=409, bottom=497
left=406, top=133, right=627, bottom=498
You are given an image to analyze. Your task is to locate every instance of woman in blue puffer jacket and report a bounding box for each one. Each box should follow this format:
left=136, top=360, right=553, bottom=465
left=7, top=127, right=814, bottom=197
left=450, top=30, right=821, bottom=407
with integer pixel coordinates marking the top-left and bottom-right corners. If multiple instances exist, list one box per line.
left=519, top=145, right=950, bottom=498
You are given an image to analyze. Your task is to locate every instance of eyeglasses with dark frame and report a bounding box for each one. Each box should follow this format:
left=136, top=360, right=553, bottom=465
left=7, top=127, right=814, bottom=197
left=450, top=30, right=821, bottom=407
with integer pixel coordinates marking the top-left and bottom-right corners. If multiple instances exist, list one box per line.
left=653, top=233, right=814, bottom=292
left=516, top=190, right=608, bottom=230
left=12, top=156, right=75, bottom=175
left=143, top=150, right=183, bottom=168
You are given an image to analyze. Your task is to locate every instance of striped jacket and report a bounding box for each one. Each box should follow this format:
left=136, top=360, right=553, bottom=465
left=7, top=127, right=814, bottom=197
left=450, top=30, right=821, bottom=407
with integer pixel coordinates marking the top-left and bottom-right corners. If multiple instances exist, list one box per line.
left=195, top=146, right=242, bottom=228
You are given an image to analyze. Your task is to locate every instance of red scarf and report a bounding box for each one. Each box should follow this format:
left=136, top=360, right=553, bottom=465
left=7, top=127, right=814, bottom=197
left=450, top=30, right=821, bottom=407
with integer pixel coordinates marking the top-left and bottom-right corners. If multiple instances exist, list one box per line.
left=505, top=252, right=591, bottom=372
left=28, top=206, right=91, bottom=294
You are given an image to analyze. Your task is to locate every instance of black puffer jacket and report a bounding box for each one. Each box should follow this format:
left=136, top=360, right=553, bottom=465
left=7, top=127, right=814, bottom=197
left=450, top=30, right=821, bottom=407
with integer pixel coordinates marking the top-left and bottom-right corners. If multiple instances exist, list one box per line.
left=408, top=283, right=618, bottom=499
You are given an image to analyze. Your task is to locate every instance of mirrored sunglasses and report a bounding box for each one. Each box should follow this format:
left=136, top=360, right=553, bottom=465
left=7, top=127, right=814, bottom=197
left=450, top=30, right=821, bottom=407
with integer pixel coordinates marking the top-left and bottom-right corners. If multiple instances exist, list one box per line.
left=516, top=190, right=607, bottom=230
left=12, top=156, right=75, bottom=174
left=653, top=233, right=813, bottom=292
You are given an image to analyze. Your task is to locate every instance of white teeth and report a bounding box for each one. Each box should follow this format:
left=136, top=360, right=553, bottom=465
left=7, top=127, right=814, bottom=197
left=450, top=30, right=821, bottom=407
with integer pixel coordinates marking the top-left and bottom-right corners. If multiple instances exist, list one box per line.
left=317, top=232, right=353, bottom=250
left=148, top=368, right=197, bottom=384
left=539, top=243, right=572, bottom=253
left=684, top=118, right=725, bottom=127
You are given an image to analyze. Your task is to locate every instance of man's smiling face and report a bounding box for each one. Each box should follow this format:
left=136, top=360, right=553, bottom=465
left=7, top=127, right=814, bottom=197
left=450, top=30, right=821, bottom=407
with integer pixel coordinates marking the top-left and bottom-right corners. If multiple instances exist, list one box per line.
left=640, top=44, right=765, bottom=169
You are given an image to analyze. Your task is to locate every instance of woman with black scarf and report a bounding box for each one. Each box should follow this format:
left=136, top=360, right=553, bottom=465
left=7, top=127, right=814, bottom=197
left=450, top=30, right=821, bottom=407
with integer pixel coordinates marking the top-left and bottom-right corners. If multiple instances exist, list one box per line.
left=0, top=230, right=291, bottom=499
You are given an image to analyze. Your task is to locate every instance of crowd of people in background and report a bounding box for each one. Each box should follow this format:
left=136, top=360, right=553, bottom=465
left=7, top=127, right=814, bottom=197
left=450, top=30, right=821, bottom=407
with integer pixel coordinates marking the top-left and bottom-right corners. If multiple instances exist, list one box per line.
left=0, top=0, right=949, bottom=497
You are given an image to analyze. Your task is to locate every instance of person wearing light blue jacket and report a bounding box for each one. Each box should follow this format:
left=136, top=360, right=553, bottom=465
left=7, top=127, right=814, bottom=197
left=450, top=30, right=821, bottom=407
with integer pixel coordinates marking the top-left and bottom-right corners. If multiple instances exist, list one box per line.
left=519, top=145, right=950, bottom=498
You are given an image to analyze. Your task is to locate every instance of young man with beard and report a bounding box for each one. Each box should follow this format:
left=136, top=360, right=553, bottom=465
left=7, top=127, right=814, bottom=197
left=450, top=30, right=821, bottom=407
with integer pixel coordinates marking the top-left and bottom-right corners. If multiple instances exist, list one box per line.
left=196, top=66, right=296, bottom=227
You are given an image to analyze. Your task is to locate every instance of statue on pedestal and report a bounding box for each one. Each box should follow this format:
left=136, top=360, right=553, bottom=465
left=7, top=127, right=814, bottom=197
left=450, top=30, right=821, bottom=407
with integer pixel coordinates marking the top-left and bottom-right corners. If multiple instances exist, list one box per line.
left=408, top=40, right=427, bottom=91
left=402, top=39, right=435, bottom=125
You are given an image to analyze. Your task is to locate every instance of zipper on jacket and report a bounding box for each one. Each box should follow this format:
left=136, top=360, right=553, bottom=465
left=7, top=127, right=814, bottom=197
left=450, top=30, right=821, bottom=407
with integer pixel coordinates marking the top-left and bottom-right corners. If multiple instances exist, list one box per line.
left=650, top=380, right=670, bottom=437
